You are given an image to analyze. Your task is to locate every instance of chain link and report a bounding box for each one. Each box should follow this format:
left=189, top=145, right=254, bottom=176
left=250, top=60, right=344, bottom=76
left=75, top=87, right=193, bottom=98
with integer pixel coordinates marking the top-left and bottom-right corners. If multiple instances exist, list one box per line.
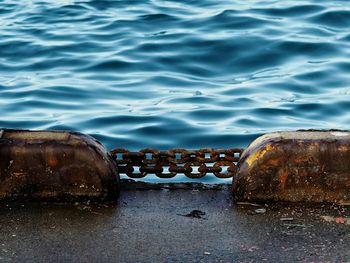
left=110, top=148, right=244, bottom=179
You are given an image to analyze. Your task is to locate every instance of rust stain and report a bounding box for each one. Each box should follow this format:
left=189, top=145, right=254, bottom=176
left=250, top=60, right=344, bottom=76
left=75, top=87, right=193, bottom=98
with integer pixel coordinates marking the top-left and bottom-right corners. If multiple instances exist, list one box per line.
left=245, top=144, right=273, bottom=167
left=47, top=157, right=58, bottom=167
left=338, top=145, right=349, bottom=152
left=12, top=172, right=25, bottom=178
left=278, top=169, right=288, bottom=190
left=266, top=158, right=280, bottom=166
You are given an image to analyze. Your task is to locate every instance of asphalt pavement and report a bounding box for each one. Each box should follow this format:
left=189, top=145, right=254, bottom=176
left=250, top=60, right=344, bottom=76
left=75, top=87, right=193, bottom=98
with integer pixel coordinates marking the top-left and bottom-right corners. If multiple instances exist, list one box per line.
left=0, top=183, right=349, bottom=262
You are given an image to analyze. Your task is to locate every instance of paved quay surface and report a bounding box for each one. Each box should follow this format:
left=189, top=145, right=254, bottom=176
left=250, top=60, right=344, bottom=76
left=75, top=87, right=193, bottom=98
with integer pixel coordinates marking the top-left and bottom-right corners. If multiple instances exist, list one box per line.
left=0, top=184, right=349, bottom=262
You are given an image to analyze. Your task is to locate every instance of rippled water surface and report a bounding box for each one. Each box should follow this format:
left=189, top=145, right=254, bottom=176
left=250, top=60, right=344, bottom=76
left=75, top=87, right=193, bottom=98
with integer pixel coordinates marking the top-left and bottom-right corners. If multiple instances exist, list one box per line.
left=1, top=1, right=350, bottom=176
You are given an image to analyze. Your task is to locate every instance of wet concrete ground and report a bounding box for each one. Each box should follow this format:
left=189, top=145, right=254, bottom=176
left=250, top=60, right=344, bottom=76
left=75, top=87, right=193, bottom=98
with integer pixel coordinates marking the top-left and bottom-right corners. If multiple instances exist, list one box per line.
left=0, top=186, right=349, bottom=262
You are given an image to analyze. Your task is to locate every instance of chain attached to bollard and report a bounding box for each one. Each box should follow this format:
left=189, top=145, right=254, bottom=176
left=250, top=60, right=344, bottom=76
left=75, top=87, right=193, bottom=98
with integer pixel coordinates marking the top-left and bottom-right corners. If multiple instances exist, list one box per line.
left=110, top=148, right=244, bottom=179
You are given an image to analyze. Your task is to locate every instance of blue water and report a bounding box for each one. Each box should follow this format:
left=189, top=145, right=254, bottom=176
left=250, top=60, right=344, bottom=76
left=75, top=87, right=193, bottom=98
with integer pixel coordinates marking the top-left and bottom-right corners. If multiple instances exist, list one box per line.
left=1, top=0, right=350, bottom=182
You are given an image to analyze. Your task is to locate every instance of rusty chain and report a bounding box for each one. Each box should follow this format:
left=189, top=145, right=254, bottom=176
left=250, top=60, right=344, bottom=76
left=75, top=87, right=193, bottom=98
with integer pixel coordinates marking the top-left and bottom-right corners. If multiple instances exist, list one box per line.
left=110, top=148, right=244, bottom=179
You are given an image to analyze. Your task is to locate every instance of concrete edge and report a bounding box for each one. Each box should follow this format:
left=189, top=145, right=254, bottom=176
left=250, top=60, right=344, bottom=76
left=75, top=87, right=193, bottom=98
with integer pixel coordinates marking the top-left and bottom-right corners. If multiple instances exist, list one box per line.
left=120, top=179, right=231, bottom=191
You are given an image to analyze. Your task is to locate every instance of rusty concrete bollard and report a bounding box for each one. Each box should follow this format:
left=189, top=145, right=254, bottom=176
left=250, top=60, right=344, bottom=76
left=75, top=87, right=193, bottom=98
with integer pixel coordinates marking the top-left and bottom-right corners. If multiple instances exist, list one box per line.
left=0, top=129, right=119, bottom=201
left=233, top=131, right=350, bottom=203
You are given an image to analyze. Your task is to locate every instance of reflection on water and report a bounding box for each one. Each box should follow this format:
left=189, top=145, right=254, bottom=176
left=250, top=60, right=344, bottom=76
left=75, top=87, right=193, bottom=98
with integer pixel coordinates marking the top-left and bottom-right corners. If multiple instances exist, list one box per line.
left=1, top=0, right=350, bottom=181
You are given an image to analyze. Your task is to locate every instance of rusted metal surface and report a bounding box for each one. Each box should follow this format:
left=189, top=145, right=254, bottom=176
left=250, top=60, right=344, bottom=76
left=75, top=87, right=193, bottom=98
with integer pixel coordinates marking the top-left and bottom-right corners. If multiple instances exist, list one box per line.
left=110, top=148, right=244, bottom=179
left=233, top=131, right=350, bottom=203
left=0, top=129, right=119, bottom=201
left=4, top=128, right=350, bottom=204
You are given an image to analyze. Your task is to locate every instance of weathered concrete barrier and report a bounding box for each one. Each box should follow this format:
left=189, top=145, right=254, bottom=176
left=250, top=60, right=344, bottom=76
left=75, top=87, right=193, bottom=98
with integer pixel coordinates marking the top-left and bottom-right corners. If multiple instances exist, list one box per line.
left=233, top=131, right=350, bottom=203
left=0, top=129, right=119, bottom=201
